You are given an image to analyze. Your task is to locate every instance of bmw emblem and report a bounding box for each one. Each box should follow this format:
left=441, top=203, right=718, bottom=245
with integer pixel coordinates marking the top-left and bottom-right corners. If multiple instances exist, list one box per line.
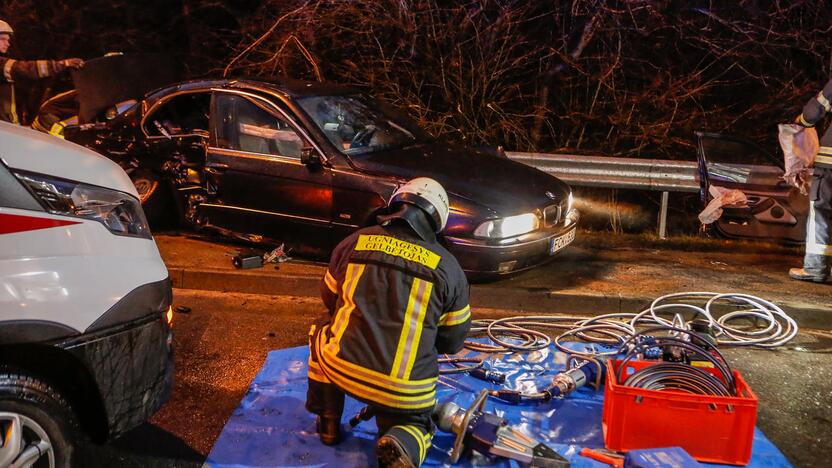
left=545, top=191, right=556, bottom=200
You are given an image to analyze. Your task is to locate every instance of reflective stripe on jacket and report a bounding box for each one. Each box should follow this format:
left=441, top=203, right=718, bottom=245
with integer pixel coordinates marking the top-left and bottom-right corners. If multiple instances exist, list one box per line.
left=0, top=57, right=70, bottom=124
left=315, top=223, right=471, bottom=412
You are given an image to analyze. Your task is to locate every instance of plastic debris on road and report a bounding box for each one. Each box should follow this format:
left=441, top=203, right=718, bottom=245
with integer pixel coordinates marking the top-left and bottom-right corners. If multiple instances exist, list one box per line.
left=204, top=343, right=791, bottom=467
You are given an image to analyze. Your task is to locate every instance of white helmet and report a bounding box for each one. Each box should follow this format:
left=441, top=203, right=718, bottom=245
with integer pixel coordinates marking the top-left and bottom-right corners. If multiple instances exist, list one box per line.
left=0, top=21, right=12, bottom=35
left=389, top=177, right=450, bottom=232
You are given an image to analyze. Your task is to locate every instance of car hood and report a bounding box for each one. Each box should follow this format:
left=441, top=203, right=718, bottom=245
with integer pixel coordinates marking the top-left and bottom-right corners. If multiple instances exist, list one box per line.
left=349, top=143, right=571, bottom=216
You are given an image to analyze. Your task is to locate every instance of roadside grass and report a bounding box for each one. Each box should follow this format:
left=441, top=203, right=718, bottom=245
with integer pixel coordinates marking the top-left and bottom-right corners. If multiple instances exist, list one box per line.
left=575, top=228, right=803, bottom=255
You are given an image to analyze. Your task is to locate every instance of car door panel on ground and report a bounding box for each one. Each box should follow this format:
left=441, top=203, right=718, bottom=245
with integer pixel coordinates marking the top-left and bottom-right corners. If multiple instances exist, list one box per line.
left=696, top=131, right=808, bottom=243
left=203, top=92, right=333, bottom=251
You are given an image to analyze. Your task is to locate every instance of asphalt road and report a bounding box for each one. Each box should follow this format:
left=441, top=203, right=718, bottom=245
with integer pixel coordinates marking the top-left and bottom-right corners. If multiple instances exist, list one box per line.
left=80, top=289, right=832, bottom=467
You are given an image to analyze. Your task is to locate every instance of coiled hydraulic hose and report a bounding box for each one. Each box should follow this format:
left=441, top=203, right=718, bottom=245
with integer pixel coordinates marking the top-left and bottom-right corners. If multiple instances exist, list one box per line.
left=467, top=292, right=798, bottom=355
left=615, top=326, right=737, bottom=395
left=621, top=363, right=732, bottom=396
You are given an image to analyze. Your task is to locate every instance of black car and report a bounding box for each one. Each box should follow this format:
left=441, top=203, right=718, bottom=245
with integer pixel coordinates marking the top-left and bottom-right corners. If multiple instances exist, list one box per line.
left=54, top=60, right=578, bottom=278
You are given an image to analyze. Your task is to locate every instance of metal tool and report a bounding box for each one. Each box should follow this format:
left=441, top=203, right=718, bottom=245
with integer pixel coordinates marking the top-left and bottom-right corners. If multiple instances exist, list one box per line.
left=438, top=356, right=506, bottom=384
left=580, top=448, right=624, bottom=468
left=491, top=355, right=607, bottom=404
left=433, top=390, right=570, bottom=467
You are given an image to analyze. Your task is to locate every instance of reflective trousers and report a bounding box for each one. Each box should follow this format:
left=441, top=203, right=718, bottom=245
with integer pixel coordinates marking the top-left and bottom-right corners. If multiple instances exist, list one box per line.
left=306, top=323, right=435, bottom=467
left=804, top=166, right=832, bottom=275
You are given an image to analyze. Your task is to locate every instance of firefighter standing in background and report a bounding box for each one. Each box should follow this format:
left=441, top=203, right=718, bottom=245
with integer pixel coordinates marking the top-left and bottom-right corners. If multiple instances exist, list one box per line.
left=0, top=20, right=84, bottom=124
left=307, top=177, right=472, bottom=468
left=791, top=80, right=832, bottom=283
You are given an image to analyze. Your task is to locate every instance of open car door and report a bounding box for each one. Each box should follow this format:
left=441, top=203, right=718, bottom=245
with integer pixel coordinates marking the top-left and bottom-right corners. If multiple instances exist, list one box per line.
left=696, top=131, right=808, bottom=243
left=72, top=53, right=182, bottom=123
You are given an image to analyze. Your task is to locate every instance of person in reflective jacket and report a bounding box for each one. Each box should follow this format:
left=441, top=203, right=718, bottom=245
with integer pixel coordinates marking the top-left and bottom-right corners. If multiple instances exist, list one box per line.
left=306, top=177, right=472, bottom=468
left=791, top=80, right=832, bottom=283
left=0, top=20, right=84, bottom=124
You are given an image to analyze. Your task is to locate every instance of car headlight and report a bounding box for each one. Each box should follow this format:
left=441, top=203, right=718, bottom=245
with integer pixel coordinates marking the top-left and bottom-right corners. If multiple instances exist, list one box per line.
left=474, top=213, right=540, bottom=238
left=567, top=192, right=574, bottom=213
left=13, top=170, right=152, bottom=239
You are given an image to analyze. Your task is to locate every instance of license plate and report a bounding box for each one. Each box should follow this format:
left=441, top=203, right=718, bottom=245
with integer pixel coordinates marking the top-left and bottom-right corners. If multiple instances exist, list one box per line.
left=549, top=228, right=576, bottom=255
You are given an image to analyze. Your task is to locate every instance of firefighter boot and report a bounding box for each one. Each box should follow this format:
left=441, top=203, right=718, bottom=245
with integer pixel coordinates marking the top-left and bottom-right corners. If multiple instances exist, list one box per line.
left=376, top=424, right=431, bottom=468
left=376, top=434, right=415, bottom=468
left=305, top=377, right=345, bottom=445
left=789, top=267, right=829, bottom=283
left=315, top=415, right=342, bottom=445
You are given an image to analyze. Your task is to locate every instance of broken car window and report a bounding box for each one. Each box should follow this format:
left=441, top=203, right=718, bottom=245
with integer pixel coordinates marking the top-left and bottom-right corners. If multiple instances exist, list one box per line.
left=145, top=92, right=211, bottom=137
left=214, top=94, right=304, bottom=158
left=297, top=94, right=428, bottom=156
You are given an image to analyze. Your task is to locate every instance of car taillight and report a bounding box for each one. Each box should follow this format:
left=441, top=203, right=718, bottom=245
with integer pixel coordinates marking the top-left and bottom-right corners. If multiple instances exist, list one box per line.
left=12, top=170, right=152, bottom=239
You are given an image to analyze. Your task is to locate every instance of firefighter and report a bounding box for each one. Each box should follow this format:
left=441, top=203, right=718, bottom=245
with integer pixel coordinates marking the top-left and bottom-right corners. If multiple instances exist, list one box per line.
left=0, top=20, right=84, bottom=124
left=306, top=177, right=471, bottom=468
left=791, top=80, right=832, bottom=283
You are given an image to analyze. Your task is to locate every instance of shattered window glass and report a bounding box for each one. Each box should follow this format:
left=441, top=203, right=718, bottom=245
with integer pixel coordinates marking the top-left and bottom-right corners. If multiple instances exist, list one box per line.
left=699, top=134, right=780, bottom=167
left=214, top=94, right=303, bottom=158
left=145, top=92, right=210, bottom=137
left=297, top=94, right=428, bottom=156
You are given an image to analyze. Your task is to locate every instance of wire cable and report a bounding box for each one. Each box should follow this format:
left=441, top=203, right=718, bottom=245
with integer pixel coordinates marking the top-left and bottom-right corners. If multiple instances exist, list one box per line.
left=467, top=292, right=799, bottom=356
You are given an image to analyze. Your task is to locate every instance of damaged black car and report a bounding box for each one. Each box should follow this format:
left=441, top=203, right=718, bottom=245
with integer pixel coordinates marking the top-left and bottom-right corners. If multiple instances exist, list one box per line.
left=49, top=57, right=579, bottom=278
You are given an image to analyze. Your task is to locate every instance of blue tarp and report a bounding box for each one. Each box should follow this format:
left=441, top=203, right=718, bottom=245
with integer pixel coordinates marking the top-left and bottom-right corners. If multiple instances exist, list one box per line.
left=205, top=344, right=791, bottom=467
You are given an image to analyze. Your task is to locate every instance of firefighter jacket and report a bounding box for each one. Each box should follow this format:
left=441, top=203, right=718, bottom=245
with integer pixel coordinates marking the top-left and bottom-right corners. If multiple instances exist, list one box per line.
left=799, top=78, right=832, bottom=169
left=309, top=222, right=471, bottom=413
left=0, top=57, right=72, bottom=124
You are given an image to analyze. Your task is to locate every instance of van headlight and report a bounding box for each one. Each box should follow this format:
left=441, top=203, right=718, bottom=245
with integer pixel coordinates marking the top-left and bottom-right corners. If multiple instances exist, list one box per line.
left=13, top=170, right=152, bottom=239
left=474, top=213, right=540, bottom=238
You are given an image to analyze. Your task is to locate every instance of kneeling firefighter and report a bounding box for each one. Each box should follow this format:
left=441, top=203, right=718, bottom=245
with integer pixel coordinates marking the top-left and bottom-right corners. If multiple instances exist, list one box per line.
left=307, top=177, right=472, bottom=467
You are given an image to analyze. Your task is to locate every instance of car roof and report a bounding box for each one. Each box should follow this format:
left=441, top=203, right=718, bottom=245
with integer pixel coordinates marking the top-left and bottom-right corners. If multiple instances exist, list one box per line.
left=237, top=78, right=361, bottom=97
left=145, top=77, right=362, bottom=102
left=0, top=122, right=138, bottom=196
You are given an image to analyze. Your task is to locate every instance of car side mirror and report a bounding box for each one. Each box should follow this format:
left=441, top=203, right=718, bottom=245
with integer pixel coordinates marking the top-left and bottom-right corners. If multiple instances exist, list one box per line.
left=301, top=146, right=323, bottom=167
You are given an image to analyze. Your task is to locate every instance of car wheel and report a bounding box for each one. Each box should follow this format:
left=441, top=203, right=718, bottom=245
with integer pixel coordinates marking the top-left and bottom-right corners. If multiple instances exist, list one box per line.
left=0, top=369, right=78, bottom=468
left=131, top=169, right=172, bottom=228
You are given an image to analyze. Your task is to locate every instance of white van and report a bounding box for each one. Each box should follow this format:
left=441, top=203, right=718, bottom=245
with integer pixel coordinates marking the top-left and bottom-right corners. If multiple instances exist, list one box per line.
left=0, top=122, right=172, bottom=466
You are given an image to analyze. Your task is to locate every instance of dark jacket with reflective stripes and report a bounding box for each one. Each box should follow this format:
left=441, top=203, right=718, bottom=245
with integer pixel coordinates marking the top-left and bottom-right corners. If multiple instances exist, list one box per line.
left=799, top=78, right=832, bottom=168
left=315, top=222, right=471, bottom=412
left=0, top=57, right=71, bottom=124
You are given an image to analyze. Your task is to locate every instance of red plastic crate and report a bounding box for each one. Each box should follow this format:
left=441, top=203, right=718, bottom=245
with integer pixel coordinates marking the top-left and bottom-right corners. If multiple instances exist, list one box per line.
left=602, top=359, right=758, bottom=465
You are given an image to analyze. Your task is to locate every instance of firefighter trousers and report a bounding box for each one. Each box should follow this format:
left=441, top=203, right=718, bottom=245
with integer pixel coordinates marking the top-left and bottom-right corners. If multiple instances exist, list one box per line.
left=804, top=166, right=832, bottom=276
left=306, top=323, right=435, bottom=466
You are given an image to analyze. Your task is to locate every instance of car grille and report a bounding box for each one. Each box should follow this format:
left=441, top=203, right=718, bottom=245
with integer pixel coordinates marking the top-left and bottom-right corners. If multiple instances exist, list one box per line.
left=543, top=203, right=563, bottom=227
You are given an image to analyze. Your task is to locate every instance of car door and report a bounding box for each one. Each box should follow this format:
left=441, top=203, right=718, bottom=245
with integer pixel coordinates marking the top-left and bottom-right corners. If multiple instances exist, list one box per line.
left=695, top=131, right=808, bottom=243
left=201, top=91, right=333, bottom=252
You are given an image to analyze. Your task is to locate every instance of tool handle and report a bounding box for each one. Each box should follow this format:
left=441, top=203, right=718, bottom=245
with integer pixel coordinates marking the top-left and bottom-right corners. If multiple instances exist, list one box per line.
left=580, top=448, right=624, bottom=468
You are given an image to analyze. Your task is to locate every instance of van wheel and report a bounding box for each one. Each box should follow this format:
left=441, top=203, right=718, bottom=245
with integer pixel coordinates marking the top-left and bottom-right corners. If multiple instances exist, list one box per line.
left=0, top=370, right=77, bottom=468
left=131, top=169, right=171, bottom=228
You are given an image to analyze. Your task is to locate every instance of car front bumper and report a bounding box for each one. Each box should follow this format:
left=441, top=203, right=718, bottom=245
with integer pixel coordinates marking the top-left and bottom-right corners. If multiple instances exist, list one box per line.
left=445, top=209, right=580, bottom=278
left=57, top=278, right=174, bottom=439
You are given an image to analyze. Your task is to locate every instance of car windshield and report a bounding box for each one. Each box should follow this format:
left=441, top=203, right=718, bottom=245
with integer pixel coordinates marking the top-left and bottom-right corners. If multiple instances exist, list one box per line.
left=297, top=94, right=429, bottom=156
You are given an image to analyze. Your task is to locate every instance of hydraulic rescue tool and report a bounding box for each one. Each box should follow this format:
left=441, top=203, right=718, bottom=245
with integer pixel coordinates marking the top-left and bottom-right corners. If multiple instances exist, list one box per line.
left=491, top=355, right=607, bottom=404
left=432, top=390, right=570, bottom=467
left=438, top=356, right=506, bottom=384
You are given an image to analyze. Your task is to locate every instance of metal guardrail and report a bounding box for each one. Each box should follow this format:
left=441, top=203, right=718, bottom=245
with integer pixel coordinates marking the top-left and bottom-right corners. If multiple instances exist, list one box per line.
left=506, top=152, right=700, bottom=192
left=506, top=152, right=702, bottom=238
